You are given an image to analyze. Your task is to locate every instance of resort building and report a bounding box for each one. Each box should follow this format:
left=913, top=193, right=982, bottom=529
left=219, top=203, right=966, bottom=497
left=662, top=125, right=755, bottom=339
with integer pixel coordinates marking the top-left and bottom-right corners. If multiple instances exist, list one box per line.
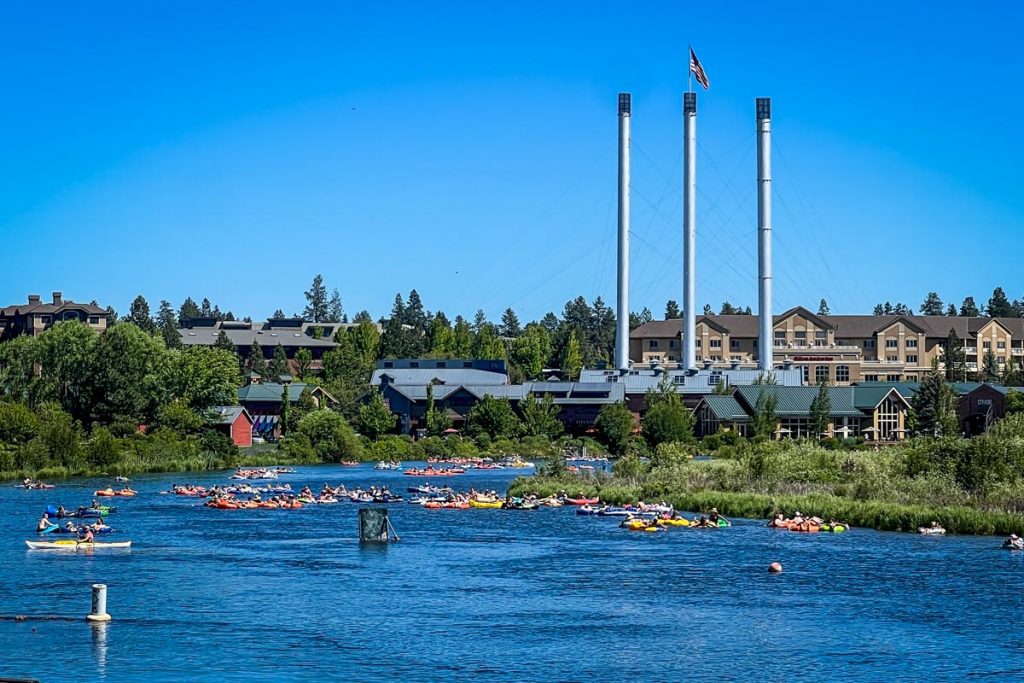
left=372, top=359, right=624, bottom=434
left=0, top=292, right=108, bottom=340
left=237, top=379, right=338, bottom=439
left=631, top=306, right=1024, bottom=386
left=579, top=365, right=803, bottom=410
left=693, top=384, right=911, bottom=441
left=179, top=317, right=338, bottom=372
left=853, top=381, right=1024, bottom=437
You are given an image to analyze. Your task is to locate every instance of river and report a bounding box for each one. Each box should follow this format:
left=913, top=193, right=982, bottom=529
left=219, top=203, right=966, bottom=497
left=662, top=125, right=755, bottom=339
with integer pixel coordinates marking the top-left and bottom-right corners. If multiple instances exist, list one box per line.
left=1, top=463, right=1022, bottom=682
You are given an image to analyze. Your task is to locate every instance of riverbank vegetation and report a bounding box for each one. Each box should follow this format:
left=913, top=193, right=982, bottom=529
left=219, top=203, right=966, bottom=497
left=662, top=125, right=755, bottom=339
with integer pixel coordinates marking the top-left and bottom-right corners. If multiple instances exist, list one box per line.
left=511, top=415, right=1024, bottom=534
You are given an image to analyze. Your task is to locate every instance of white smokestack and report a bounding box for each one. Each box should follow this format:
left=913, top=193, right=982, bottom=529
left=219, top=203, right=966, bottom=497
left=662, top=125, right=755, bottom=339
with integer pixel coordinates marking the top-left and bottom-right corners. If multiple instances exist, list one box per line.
left=756, top=97, right=773, bottom=372
left=615, top=93, right=631, bottom=372
left=682, top=92, right=697, bottom=370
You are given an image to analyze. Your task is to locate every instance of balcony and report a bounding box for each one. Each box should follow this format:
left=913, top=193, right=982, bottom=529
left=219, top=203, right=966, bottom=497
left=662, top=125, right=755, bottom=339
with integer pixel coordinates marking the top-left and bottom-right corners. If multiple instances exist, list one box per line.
left=1013, top=348, right=1024, bottom=355
left=775, top=343, right=862, bottom=352
left=965, top=347, right=978, bottom=354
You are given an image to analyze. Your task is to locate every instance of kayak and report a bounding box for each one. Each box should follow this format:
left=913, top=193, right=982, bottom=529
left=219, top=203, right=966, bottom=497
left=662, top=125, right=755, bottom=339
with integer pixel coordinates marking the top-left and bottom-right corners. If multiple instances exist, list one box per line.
left=469, top=499, right=502, bottom=509
left=918, top=527, right=945, bottom=535
left=657, top=518, right=690, bottom=527
left=40, top=525, right=115, bottom=535
left=563, top=497, right=599, bottom=506
left=597, top=507, right=634, bottom=517
left=26, top=540, right=131, bottom=550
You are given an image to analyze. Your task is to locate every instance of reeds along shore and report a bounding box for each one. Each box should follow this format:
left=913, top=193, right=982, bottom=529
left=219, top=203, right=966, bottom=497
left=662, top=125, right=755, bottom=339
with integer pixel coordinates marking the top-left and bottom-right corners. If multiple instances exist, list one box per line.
left=510, top=419, right=1024, bottom=536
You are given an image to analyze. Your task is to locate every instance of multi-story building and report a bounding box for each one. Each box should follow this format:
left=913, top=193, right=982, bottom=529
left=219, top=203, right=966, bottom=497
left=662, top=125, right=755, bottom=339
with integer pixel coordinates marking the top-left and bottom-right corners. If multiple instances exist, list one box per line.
left=178, top=317, right=339, bottom=371
left=0, top=292, right=108, bottom=340
left=630, top=306, right=1024, bottom=386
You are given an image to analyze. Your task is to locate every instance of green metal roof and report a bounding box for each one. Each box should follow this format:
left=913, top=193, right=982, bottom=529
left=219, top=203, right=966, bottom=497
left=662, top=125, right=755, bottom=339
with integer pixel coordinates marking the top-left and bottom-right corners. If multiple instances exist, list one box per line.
left=237, top=382, right=309, bottom=403
left=734, top=385, right=864, bottom=418
left=700, top=395, right=749, bottom=421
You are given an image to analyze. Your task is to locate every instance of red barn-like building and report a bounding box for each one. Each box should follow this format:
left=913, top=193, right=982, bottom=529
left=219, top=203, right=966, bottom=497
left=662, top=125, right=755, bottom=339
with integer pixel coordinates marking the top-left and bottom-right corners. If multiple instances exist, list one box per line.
left=209, top=406, right=254, bottom=448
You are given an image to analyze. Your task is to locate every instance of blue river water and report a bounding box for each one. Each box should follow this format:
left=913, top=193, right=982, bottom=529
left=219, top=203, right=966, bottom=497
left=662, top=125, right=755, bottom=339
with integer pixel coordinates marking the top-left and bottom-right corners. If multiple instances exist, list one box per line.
left=1, top=463, right=1023, bottom=682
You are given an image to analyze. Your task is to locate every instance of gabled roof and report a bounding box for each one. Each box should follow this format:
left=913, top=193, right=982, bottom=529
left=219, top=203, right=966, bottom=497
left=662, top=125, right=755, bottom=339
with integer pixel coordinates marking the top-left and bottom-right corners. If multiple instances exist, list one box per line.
left=179, top=328, right=336, bottom=348
left=370, top=368, right=509, bottom=386
left=237, top=382, right=310, bottom=403
left=697, top=395, right=749, bottom=421
left=733, top=385, right=864, bottom=417
left=777, top=306, right=835, bottom=331
left=209, top=405, right=252, bottom=425
left=852, top=386, right=910, bottom=411
left=873, top=315, right=927, bottom=335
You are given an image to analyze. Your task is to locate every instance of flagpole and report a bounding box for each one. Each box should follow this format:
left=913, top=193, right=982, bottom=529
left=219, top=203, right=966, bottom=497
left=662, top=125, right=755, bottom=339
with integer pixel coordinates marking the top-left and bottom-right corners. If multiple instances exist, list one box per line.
left=688, top=44, right=693, bottom=93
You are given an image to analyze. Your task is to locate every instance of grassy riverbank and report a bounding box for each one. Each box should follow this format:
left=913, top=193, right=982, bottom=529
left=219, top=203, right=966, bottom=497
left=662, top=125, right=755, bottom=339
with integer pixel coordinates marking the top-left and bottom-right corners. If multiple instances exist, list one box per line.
left=510, top=418, right=1024, bottom=535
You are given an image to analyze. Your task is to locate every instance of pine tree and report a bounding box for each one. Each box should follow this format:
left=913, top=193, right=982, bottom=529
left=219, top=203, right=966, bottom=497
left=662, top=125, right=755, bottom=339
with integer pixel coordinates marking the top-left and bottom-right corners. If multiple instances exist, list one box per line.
left=920, top=292, right=944, bottom=316
left=519, top=393, right=563, bottom=439
left=156, top=300, right=181, bottom=349
left=500, top=308, right=522, bottom=338
left=451, top=317, right=474, bottom=358
left=124, top=295, right=156, bottom=334
left=629, top=307, right=653, bottom=330
left=178, top=297, right=201, bottom=321
left=268, top=344, right=290, bottom=379
left=246, top=339, right=268, bottom=379
left=326, top=289, right=344, bottom=323
left=280, top=384, right=290, bottom=436
left=911, top=368, right=958, bottom=436
left=893, top=303, right=911, bottom=316
left=358, top=389, right=397, bottom=439
left=404, top=290, right=427, bottom=331
left=982, top=349, right=1000, bottom=383
left=427, top=314, right=454, bottom=357
left=303, top=274, right=329, bottom=322
left=946, top=303, right=957, bottom=316
left=817, top=299, right=830, bottom=316
left=200, top=298, right=214, bottom=317
left=943, top=328, right=966, bottom=382
left=561, top=330, right=583, bottom=381
left=703, top=304, right=713, bottom=315
left=295, top=348, right=312, bottom=380
left=665, top=300, right=681, bottom=319
left=960, top=296, right=980, bottom=317
left=986, top=287, right=1014, bottom=317
left=472, top=323, right=506, bottom=360
left=751, top=389, right=778, bottom=439
left=472, top=309, right=488, bottom=333
left=873, top=303, right=884, bottom=315
left=271, top=309, right=285, bottom=320
left=809, top=379, right=832, bottom=438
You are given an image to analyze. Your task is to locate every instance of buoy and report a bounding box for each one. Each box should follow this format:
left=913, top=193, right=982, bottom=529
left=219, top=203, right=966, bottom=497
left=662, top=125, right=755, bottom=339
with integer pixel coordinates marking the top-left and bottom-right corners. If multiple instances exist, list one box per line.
left=86, top=584, right=111, bottom=622
left=769, top=562, right=783, bottom=573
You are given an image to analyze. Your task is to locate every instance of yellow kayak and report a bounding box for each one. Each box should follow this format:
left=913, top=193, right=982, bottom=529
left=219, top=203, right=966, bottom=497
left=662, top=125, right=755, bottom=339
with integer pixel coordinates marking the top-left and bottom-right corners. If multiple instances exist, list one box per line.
left=469, top=499, right=503, bottom=509
left=657, top=518, right=690, bottom=527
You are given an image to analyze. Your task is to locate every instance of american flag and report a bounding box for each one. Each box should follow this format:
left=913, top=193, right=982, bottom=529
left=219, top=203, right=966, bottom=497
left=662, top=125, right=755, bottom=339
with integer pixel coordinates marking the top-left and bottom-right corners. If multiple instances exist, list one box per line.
left=690, top=47, right=709, bottom=90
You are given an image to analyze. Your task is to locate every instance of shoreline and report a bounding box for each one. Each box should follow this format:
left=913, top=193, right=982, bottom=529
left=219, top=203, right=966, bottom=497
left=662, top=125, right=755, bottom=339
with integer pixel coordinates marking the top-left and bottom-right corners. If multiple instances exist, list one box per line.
left=507, top=477, right=1024, bottom=536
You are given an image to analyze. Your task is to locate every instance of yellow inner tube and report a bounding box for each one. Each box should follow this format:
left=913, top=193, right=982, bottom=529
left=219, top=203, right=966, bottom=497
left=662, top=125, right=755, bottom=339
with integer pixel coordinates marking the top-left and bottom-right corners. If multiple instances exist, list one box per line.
left=657, top=518, right=690, bottom=526
left=469, top=500, right=503, bottom=509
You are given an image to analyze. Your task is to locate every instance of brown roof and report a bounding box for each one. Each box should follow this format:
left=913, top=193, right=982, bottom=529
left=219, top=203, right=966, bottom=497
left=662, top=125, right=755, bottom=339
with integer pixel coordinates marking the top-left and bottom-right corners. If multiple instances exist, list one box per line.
left=1, top=300, right=106, bottom=317
left=632, top=313, right=1024, bottom=340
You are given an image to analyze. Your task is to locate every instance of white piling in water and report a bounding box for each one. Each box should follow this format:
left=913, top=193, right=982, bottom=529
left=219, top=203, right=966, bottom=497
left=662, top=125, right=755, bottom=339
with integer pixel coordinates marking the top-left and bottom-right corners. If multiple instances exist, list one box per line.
left=87, top=583, right=111, bottom=622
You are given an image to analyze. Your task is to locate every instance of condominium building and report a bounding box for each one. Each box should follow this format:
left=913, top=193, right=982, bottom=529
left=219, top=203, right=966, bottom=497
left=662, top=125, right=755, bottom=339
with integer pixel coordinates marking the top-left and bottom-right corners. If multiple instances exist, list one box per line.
left=0, top=292, right=108, bottom=340
left=630, top=305, right=1024, bottom=386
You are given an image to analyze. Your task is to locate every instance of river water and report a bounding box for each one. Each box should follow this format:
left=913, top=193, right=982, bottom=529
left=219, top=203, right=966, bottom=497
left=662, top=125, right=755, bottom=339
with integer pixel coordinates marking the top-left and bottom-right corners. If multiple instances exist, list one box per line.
left=1, top=464, right=1022, bottom=682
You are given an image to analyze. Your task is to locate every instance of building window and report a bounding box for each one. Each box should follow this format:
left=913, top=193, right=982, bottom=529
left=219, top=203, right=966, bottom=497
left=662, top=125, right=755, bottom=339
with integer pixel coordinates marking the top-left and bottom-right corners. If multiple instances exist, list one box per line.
left=774, top=331, right=786, bottom=347
left=886, top=374, right=901, bottom=382
left=88, top=316, right=100, bottom=324
left=710, top=355, right=722, bottom=361
left=709, top=371, right=723, bottom=386
left=864, top=339, right=876, bottom=349
left=383, top=362, right=394, bottom=368
left=876, top=395, right=902, bottom=440
left=836, top=365, right=850, bottom=383
left=730, top=355, right=742, bottom=362
left=669, top=340, right=677, bottom=348
left=753, top=340, right=758, bottom=349
left=998, top=341, right=1006, bottom=350
left=673, top=375, right=685, bottom=385
left=649, top=340, right=659, bottom=349
left=815, top=365, right=830, bottom=382
left=41, top=315, right=52, bottom=324
left=983, top=341, right=991, bottom=350
left=998, top=356, right=1006, bottom=365
left=906, top=338, right=917, bottom=348
left=906, top=355, right=918, bottom=364
left=730, top=339, right=740, bottom=349
left=800, top=366, right=809, bottom=383
left=436, top=361, right=446, bottom=368
left=886, top=339, right=898, bottom=348
left=815, top=330, right=827, bottom=341
left=709, top=339, right=722, bottom=348
left=794, top=331, right=807, bottom=343
left=409, top=361, right=419, bottom=368
left=864, top=374, right=879, bottom=382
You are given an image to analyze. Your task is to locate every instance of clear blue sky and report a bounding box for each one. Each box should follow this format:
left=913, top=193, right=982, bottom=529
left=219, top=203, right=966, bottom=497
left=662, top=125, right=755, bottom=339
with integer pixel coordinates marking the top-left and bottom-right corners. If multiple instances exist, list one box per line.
left=2, top=2, right=1021, bottom=322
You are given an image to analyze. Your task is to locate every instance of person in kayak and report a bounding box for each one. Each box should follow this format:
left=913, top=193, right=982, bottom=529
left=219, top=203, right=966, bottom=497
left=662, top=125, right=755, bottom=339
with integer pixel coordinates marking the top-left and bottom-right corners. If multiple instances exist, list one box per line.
left=37, top=513, right=53, bottom=532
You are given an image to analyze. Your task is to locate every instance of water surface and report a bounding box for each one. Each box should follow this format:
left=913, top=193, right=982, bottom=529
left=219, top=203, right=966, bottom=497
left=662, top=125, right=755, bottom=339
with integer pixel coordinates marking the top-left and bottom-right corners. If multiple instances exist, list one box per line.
left=1, top=464, right=1022, bottom=682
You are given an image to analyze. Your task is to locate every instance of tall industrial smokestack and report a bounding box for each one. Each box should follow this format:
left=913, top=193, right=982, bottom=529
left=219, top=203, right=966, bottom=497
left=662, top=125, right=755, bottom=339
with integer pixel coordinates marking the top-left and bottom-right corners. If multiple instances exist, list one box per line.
left=682, top=92, right=697, bottom=370
left=756, top=97, right=773, bottom=373
left=615, top=93, right=631, bottom=372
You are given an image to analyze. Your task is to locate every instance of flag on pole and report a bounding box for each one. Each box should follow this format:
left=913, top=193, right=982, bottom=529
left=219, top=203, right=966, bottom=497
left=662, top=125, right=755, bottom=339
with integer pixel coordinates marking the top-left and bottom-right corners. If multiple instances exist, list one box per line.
left=689, top=47, right=709, bottom=90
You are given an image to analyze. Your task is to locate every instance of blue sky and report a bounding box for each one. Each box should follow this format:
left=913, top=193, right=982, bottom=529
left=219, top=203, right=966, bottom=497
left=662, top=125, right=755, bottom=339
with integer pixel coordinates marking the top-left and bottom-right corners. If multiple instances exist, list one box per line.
left=1, top=2, right=1021, bottom=322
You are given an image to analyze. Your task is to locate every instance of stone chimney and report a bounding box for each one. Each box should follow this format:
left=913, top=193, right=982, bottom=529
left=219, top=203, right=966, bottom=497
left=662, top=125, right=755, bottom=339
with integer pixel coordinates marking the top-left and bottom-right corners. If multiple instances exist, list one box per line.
left=52, top=291, right=63, bottom=306
left=28, top=294, right=41, bottom=305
